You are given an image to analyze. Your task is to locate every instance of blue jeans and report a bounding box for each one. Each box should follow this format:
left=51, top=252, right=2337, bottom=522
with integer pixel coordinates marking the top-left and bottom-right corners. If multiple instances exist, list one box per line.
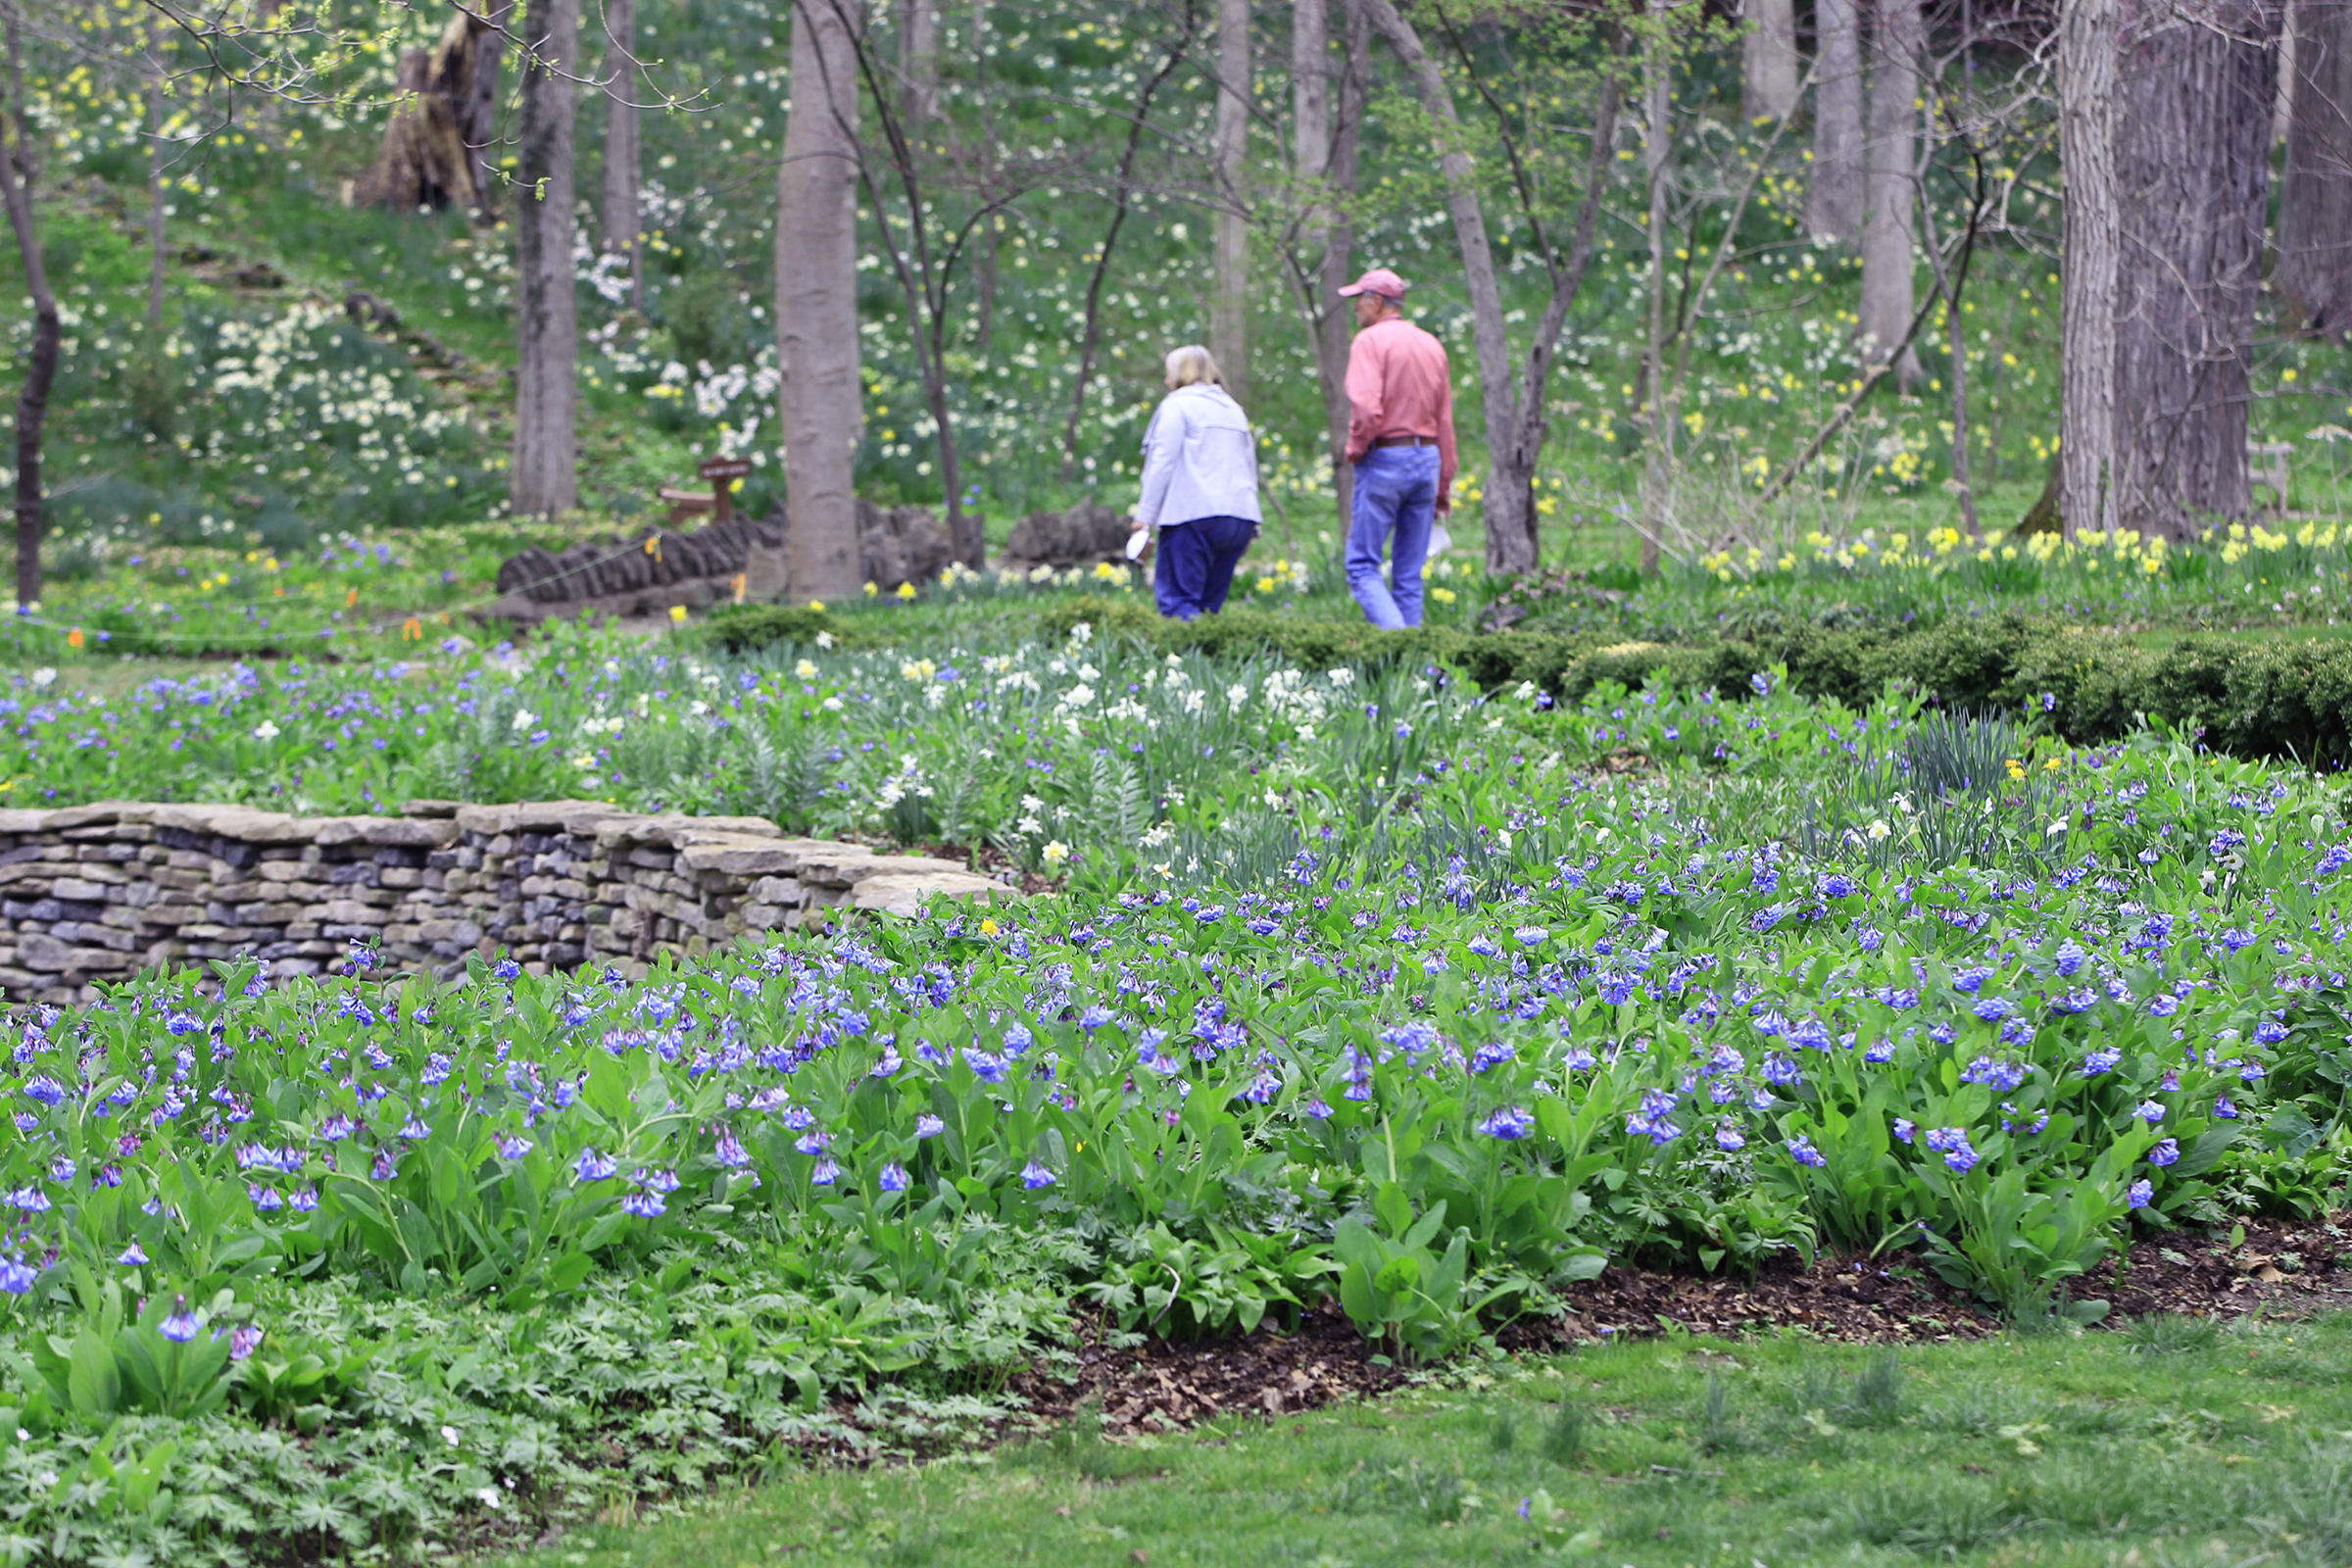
left=1348, top=446, right=1439, bottom=629
left=1153, top=514, right=1256, bottom=620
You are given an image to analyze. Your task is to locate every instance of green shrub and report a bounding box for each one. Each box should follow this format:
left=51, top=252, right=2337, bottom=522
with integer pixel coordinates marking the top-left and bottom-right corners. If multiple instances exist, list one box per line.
left=709, top=593, right=2352, bottom=766
left=701, top=603, right=863, bottom=653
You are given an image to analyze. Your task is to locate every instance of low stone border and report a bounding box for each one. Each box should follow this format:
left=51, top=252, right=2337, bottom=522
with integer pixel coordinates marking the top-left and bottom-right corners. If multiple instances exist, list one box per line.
left=0, top=801, right=1016, bottom=1004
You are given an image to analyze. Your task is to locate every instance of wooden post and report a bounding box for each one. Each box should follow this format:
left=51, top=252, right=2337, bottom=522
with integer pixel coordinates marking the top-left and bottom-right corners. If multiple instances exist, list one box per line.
left=699, top=456, right=752, bottom=525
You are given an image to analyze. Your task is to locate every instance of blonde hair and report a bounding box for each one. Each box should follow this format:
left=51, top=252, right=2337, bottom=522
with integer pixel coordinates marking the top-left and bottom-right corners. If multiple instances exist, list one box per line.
left=1163, top=344, right=1224, bottom=389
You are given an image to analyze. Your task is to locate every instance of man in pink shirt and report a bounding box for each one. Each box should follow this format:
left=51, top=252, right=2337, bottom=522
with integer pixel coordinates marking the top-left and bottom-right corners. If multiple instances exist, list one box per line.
left=1338, top=268, right=1456, bottom=629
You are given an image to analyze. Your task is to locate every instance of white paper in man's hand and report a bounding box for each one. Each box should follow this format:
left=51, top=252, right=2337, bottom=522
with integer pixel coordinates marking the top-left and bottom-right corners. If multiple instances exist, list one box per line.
left=1124, top=527, right=1150, bottom=562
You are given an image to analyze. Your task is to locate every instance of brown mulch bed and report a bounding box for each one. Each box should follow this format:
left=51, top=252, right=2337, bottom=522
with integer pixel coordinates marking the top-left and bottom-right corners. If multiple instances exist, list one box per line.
left=2104, top=1217, right=2352, bottom=1317
left=1007, top=1304, right=1402, bottom=1433
left=1003, top=1219, right=2352, bottom=1439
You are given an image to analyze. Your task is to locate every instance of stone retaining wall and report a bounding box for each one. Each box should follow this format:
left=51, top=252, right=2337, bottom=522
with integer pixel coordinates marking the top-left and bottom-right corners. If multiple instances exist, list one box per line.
left=0, top=801, right=1015, bottom=1004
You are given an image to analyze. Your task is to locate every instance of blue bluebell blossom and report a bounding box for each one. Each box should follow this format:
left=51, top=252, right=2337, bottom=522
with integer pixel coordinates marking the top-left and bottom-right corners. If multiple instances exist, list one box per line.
left=1480, top=1106, right=1533, bottom=1141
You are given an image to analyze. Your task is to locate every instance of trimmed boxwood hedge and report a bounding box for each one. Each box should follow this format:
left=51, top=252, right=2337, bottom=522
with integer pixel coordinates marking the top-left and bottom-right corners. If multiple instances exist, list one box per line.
left=702, top=598, right=2352, bottom=768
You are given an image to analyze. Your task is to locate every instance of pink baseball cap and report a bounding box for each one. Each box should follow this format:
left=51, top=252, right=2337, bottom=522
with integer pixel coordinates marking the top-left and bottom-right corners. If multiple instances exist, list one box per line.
left=1337, top=268, right=1408, bottom=300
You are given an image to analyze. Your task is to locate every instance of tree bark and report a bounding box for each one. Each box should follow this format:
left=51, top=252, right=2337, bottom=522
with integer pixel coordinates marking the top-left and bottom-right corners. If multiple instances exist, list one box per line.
left=354, top=18, right=490, bottom=213
left=2278, top=0, right=2352, bottom=336
left=601, top=0, right=642, bottom=310
left=974, top=222, right=996, bottom=353
left=777, top=0, right=865, bottom=599
left=2058, top=0, right=2119, bottom=536
left=1361, top=0, right=1516, bottom=568
left=1, top=4, right=55, bottom=612
left=1300, top=0, right=1366, bottom=525
left=1319, top=0, right=1369, bottom=528
left=1807, top=0, right=1865, bottom=239
left=899, top=0, right=939, bottom=131
left=1860, top=0, right=1922, bottom=388
left=1918, top=154, right=1988, bottom=536
left=1641, top=11, right=1671, bottom=577
left=1211, top=0, right=1250, bottom=405
left=1742, top=0, right=1799, bottom=122
left=143, top=24, right=167, bottom=327
left=462, top=0, right=514, bottom=216
left=1295, top=0, right=1329, bottom=214
left=2112, top=0, right=2278, bottom=538
left=511, top=0, right=581, bottom=518
left=2277, top=0, right=2298, bottom=143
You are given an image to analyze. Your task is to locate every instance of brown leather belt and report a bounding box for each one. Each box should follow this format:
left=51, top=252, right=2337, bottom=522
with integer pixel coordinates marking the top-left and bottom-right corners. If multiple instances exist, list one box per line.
left=1372, top=434, right=1439, bottom=448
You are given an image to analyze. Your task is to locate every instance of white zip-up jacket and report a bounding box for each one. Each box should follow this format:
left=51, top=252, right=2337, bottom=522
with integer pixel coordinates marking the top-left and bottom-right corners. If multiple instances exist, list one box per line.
left=1134, top=383, right=1262, bottom=527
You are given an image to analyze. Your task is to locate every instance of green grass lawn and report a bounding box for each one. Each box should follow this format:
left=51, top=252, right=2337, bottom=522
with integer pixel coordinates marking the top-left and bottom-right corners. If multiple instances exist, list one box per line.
left=497, top=1313, right=2352, bottom=1568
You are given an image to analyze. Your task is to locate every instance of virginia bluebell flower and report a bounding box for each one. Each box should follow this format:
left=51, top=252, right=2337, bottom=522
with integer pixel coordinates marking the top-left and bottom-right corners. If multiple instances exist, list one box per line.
left=1480, top=1106, right=1533, bottom=1140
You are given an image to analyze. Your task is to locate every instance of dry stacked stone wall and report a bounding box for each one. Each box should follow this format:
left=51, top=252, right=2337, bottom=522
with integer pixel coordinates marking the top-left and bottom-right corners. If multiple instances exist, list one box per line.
left=0, top=801, right=1013, bottom=1004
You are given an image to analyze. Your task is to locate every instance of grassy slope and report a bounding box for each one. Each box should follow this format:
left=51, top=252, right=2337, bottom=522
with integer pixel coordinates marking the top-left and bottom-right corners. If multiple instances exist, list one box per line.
left=496, top=1314, right=2352, bottom=1568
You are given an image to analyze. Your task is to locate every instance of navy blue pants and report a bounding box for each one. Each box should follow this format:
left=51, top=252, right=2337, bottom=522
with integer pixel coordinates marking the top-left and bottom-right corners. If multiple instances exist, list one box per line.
left=1152, top=514, right=1257, bottom=620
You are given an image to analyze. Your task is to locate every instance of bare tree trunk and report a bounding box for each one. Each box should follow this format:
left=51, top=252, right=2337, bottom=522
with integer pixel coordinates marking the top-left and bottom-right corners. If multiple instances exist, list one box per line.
left=1063, top=37, right=1190, bottom=481
left=900, top=0, right=938, bottom=131
left=1361, top=0, right=1517, bottom=569
left=778, top=0, right=866, bottom=599
left=601, top=0, right=642, bottom=310
left=1, top=4, right=55, bottom=612
left=2058, top=0, right=2119, bottom=535
left=2112, top=0, right=2278, bottom=538
left=974, top=223, right=996, bottom=352
left=1808, top=0, right=1864, bottom=239
left=2278, top=0, right=2352, bottom=335
left=1945, top=286, right=1980, bottom=536
left=1641, top=11, right=1671, bottom=578
left=1295, top=0, right=1329, bottom=278
left=2278, top=0, right=2299, bottom=143
left=462, top=0, right=514, bottom=216
left=1860, top=0, right=1922, bottom=388
left=1297, top=0, right=1350, bottom=525
left=1211, top=0, right=1251, bottom=405
left=1463, top=32, right=1621, bottom=576
left=1742, top=0, right=1799, bottom=122
left=143, top=24, right=167, bottom=327
left=1919, top=151, right=1988, bottom=536
left=1324, top=1, right=1370, bottom=528
left=511, top=0, right=581, bottom=518
left=968, top=0, right=994, bottom=356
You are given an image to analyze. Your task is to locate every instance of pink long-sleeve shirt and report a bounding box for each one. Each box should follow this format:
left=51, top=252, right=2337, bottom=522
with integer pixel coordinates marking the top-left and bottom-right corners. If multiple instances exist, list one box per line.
left=1343, top=316, right=1458, bottom=500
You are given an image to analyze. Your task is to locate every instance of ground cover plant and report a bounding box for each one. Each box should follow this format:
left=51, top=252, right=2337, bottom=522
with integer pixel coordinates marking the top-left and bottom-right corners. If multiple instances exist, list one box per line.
left=0, top=614, right=2348, bottom=1559
left=481, top=1315, right=2352, bottom=1568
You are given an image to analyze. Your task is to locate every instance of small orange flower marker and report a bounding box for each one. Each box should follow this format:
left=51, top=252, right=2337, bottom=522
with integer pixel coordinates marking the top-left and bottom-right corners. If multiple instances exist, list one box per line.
left=66, top=627, right=82, bottom=650
left=345, top=587, right=359, bottom=609
left=402, top=616, right=423, bottom=640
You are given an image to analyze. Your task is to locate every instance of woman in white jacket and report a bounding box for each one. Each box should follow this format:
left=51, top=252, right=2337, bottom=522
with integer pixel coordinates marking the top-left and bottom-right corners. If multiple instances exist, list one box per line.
left=1131, top=345, right=1260, bottom=620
